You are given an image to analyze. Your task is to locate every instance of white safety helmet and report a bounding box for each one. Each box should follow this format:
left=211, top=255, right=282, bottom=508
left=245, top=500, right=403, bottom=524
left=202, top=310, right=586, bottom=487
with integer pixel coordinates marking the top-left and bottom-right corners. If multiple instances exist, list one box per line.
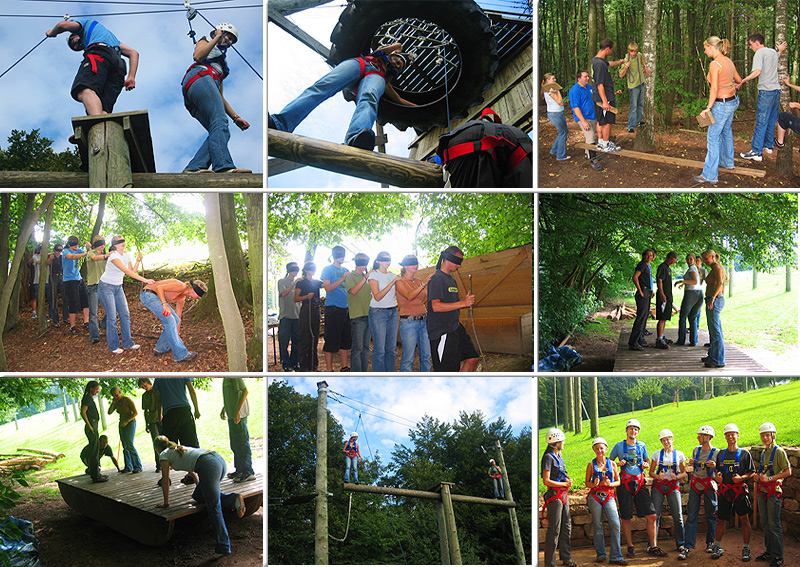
left=659, top=429, right=674, bottom=440
left=697, top=425, right=715, bottom=438
left=216, top=22, right=238, bottom=43
left=592, top=437, right=608, bottom=448
left=546, top=428, right=566, bottom=444
left=489, top=458, right=496, bottom=464
left=723, top=423, right=740, bottom=435
left=626, top=418, right=641, bottom=430
left=759, top=422, right=777, bottom=435
left=349, top=432, right=358, bottom=439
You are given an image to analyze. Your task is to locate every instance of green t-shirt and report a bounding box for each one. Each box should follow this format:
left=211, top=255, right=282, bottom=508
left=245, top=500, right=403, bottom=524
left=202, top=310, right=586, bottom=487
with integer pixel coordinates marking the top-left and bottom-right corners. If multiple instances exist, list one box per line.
left=85, top=249, right=106, bottom=285
left=344, top=271, right=372, bottom=319
left=759, top=442, right=790, bottom=495
left=624, top=52, right=647, bottom=89
left=222, top=378, right=249, bottom=420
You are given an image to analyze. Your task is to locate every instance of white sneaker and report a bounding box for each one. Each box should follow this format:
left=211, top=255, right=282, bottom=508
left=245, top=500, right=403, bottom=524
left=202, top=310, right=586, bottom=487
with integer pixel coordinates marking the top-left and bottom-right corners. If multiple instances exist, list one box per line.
left=129, top=344, right=141, bottom=350
left=112, top=348, right=124, bottom=354
left=764, top=147, right=773, bottom=154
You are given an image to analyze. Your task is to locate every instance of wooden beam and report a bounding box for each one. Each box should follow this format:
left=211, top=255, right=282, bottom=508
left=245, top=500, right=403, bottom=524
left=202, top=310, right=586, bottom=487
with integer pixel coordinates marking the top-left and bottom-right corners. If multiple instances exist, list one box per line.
left=268, top=129, right=444, bottom=187
left=268, top=6, right=330, bottom=60
left=0, top=172, right=263, bottom=188
left=268, top=158, right=306, bottom=176
left=575, top=143, right=766, bottom=178
left=473, top=247, right=530, bottom=307
left=269, top=0, right=335, bottom=16
left=342, top=482, right=516, bottom=507
left=72, top=110, right=156, bottom=174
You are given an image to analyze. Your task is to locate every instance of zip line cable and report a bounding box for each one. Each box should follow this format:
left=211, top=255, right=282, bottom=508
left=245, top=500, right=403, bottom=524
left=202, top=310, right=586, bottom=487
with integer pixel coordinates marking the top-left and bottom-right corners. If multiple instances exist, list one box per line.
left=193, top=7, right=261, bottom=80
left=327, top=389, right=416, bottom=426
left=14, top=0, right=236, bottom=5
left=1, top=5, right=260, bottom=17
left=327, top=394, right=415, bottom=429
left=0, top=35, right=47, bottom=80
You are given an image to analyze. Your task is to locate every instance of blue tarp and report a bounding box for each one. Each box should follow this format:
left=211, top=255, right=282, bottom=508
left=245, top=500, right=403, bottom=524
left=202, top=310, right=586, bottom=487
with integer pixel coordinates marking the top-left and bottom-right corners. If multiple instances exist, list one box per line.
left=0, top=516, right=41, bottom=567
left=538, top=344, right=582, bottom=372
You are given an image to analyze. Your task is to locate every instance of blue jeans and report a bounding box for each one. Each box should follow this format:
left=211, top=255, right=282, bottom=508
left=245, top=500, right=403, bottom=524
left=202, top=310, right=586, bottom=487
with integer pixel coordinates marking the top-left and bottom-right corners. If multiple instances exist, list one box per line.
left=752, top=89, right=781, bottom=153
left=547, top=111, right=568, bottom=159
left=587, top=495, right=623, bottom=561
left=652, top=487, right=685, bottom=548
left=119, top=419, right=142, bottom=472
left=49, top=275, right=68, bottom=323
left=492, top=477, right=505, bottom=499
left=344, top=455, right=358, bottom=483
left=192, top=452, right=240, bottom=554
left=278, top=317, right=299, bottom=369
left=139, top=291, right=189, bottom=361
left=677, top=289, right=704, bottom=345
left=705, top=295, right=725, bottom=365
left=757, top=492, right=783, bottom=558
left=685, top=486, right=717, bottom=549
left=87, top=283, right=107, bottom=342
left=628, top=83, right=644, bottom=129
left=702, top=97, right=739, bottom=181
left=350, top=315, right=371, bottom=372
left=98, top=281, right=134, bottom=352
left=399, top=317, right=431, bottom=372
left=228, top=417, right=254, bottom=477
left=182, top=70, right=235, bottom=172
left=369, top=307, right=398, bottom=372
left=272, top=58, right=386, bottom=145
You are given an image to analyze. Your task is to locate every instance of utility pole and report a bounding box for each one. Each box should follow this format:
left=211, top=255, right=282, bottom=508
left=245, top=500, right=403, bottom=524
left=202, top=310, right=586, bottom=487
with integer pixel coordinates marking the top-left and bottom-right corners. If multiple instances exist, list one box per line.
left=494, top=439, right=526, bottom=565
left=553, top=377, right=558, bottom=428
left=573, top=377, right=583, bottom=434
left=315, top=381, right=329, bottom=565
left=589, top=377, right=599, bottom=437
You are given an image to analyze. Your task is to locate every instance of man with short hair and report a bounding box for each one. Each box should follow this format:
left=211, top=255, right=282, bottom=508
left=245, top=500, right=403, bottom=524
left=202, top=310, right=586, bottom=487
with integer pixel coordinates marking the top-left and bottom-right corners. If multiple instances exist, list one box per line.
left=108, top=386, right=142, bottom=473
left=153, top=378, right=201, bottom=449
left=138, top=378, right=162, bottom=472
left=80, top=434, right=121, bottom=475
left=45, top=18, right=139, bottom=115
left=629, top=249, right=655, bottom=351
left=86, top=235, right=110, bottom=344
left=655, top=251, right=678, bottom=349
left=321, top=246, right=352, bottom=371
left=701, top=250, right=726, bottom=368
left=738, top=34, right=787, bottom=161
left=62, top=236, right=91, bottom=334
left=592, top=38, right=626, bottom=152
left=619, top=42, right=652, bottom=133
left=569, top=70, right=603, bottom=171
left=221, top=378, right=255, bottom=483
left=755, top=422, right=791, bottom=567
left=344, top=252, right=372, bottom=372
left=426, top=246, right=479, bottom=372
left=277, top=262, right=301, bottom=372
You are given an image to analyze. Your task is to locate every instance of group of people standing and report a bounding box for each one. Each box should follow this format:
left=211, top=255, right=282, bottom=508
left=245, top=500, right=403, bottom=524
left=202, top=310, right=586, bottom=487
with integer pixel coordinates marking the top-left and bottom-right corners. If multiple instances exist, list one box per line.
left=277, top=245, right=480, bottom=373
left=628, top=248, right=727, bottom=369
left=542, top=420, right=791, bottom=567
left=29, top=235, right=207, bottom=363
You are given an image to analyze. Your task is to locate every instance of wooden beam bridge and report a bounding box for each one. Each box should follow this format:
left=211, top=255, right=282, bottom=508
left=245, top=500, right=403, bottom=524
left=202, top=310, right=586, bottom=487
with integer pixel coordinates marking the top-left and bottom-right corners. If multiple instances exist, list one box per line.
left=0, top=171, right=263, bottom=188
left=342, top=482, right=516, bottom=507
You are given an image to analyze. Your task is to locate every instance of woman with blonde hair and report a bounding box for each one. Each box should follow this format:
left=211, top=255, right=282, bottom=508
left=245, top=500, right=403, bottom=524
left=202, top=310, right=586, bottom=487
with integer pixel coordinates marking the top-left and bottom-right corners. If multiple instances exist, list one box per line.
left=140, top=278, right=207, bottom=362
left=694, top=36, right=742, bottom=184
left=154, top=435, right=245, bottom=557
left=543, top=72, right=570, bottom=161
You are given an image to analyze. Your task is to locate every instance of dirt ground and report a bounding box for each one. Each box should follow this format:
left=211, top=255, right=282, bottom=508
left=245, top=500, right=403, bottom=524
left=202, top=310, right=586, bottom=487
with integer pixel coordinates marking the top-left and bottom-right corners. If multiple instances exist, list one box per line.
left=7, top=269, right=258, bottom=372
left=538, top=106, right=800, bottom=188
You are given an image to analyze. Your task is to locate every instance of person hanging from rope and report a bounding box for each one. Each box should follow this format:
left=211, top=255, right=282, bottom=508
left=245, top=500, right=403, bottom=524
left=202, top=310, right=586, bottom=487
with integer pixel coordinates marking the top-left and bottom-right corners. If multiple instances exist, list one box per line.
left=488, top=458, right=504, bottom=499
left=268, top=43, right=417, bottom=150
left=181, top=23, right=251, bottom=173
left=343, top=432, right=362, bottom=484
left=541, top=428, right=576, bottom=567
left=754, top=422, right=791, bottom=567
left=436, top=107, right=533, bottom=188
left=585, top=437, right=626, bottom=565
left=426, top=246, right=479, bottom=372
left=45, top=19, right=138, bottom=116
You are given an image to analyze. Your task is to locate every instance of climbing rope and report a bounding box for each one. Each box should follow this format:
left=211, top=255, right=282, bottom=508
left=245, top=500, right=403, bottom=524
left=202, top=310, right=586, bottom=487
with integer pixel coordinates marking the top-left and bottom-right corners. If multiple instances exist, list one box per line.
left=439, top=28, right=451, bottom=134
left=328, top=492, right=353, bottom=542
left=0, top=36, right=48, bottom=80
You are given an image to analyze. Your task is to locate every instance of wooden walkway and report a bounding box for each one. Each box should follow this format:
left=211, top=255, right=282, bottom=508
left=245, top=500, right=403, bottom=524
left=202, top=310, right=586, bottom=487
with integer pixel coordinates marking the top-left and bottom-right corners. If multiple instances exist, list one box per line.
left=56, top=460, right=263, bottom=545
left=613, top=328, right=770, bottom=373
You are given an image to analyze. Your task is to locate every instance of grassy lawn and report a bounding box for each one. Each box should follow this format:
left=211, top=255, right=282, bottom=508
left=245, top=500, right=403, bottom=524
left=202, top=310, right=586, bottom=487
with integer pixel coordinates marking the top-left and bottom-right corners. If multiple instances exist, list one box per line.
left=538, top=379, right=800, bottom=494
left=0, top=378, right=263, bottom=489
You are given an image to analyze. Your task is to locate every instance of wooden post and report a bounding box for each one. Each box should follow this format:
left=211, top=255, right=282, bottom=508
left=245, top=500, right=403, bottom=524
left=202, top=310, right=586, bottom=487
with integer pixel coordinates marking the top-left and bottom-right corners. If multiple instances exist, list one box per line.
left=439, top=483, right=462, bottom=565
left=494, top=440, right=526, bottom=565
left=589, top=376, right=599, bottom=437
left=315, top=381, right=329, bottom=565
left=375, top=122, right=389, bottom=189
left=562, top=375, right=572, bottom=432
left=573, top=377, right=583, bottom=434
left=553, top=377, right=558, bottom=428
left=87, top=121, right=133, bottom=188
left=435, top=501, right=451, bottom=565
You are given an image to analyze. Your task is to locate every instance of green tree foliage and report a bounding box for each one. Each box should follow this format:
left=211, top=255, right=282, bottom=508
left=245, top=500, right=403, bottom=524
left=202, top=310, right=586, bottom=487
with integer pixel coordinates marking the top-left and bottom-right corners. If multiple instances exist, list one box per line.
left=0, top=130, right=81, bottom=172
left=637, top=377, right=663, bottom=411
left=663, top=376, right=693, bottom=407
left=626, top=381, right=644, bottom=414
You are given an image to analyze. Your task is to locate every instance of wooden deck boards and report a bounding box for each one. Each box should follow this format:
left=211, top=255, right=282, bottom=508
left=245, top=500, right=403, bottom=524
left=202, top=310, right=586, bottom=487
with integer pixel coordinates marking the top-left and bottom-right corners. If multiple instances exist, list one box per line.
left=57, top=459, right=263, bottom=545
left=613, top=328, right=770, bottom=373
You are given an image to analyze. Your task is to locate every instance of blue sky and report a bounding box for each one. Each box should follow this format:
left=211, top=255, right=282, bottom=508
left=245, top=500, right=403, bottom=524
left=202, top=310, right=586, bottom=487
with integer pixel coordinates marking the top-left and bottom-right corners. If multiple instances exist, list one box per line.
left=272, top=376, right=533, bottom=466
left=0, top=0, right=263, bottom=173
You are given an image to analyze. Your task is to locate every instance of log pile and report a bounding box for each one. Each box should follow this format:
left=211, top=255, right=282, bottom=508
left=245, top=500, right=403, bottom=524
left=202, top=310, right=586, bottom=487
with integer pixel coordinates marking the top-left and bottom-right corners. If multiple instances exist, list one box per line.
left=0, top=447, right=65, bottom=473
left=607, top=304, right=637, bottom=321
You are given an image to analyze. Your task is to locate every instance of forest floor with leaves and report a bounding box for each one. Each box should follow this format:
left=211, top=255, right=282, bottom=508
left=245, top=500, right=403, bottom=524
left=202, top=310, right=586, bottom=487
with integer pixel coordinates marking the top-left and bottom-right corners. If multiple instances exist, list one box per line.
left=5, top=267, right=258, bottom=373
left=538, top=106, right=800, bottom=188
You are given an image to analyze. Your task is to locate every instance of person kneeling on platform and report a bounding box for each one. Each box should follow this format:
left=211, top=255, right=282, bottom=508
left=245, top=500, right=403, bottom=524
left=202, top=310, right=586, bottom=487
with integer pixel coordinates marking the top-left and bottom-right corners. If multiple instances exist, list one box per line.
left=155, top=435, right=245, bottom=558
left=81, top=434, right=121, bottom=476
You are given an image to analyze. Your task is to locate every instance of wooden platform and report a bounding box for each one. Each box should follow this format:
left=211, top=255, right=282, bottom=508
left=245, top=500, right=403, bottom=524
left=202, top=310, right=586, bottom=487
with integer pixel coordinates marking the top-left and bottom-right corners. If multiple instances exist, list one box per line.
left=575, top=143, right=766, bottom=178
left=72, top=110, right=157, bottom=173
left=56, top=461, right=263, bottom=545
left=613, top=328, right=770, bottom=373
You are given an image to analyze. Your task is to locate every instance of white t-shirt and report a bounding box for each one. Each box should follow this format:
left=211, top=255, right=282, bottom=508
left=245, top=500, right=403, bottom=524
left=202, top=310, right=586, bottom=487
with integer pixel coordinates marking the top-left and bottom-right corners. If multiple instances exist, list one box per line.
left=544, top=90, right=564, bottom=113
left=368, top=271, right=398, bottom=308
left=100, top=251, right=132, bottom=285
left=684, top=265, right=702, bottom=291
left=159, top=446, right=212, bottom=472
left=652, top=448, right=686, bottom=480
left=32, top=254, right=50, bottom=281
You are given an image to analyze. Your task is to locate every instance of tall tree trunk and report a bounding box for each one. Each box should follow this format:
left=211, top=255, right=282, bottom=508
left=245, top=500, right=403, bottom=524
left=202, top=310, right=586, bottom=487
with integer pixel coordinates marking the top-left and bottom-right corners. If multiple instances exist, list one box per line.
left=0, top=194, right=53, bottom=371
left=573, top=377, right=583, bottom=434
left=634, top=0, right=659, bottom=151
left=573, top=0, right=583, bottom=81
left=91, top=193, right=107, bottom=238
left=588, top=0, right=598, bottom=62
left=204, top=193, right=247, bottom=372
left=597, top=0, right=606, bottom=40
left=775, top=0, right=793, bottom=175
left=589, top=377, right=599, bottom=437
left=786, top=265, right=792, bottom=292
left=664, top=3, right=681, bottom=126
left=0, top=195, right=10, bottom=292
left=37, top=201, right=53, bottom=332
left=244, top=192, right=263, bottom=371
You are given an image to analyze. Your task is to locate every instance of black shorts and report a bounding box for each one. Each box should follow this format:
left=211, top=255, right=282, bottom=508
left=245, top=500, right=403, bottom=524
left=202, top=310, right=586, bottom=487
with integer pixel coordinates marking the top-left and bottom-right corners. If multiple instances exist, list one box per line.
left=595, top=104, right=617, bottom=126
left=430, top=323, right=479, bottom=372
left=655, top=297, right=673, bottom=320
left=71, top=45, right=126, bottom=113
left=64, top=279, right=89, bottom=314
left=322, top=305, right=352, bottom=352
left=616, top=482, right=656, bottom=519
left=717, top=486, right=752, bottom=520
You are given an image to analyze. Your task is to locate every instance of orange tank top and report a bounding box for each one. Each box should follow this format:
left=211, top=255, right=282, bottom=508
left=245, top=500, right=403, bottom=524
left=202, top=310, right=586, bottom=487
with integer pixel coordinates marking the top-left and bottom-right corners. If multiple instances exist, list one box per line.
left=712, top=57, right=736, bottom=97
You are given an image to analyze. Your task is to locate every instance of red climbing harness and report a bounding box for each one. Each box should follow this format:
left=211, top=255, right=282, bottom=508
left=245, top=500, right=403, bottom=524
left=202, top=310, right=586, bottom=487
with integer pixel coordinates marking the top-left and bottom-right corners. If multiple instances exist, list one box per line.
left=540, top=487, right=569, bottom=521
left=342, top=56, right=389, bottom=102
left=690, top=475, right=716, bottom=495
left=87, top=53, right=104, bottom=73
left=620, top=470, right=646, bottom=496
left=719, top=482, right=747, bottom=502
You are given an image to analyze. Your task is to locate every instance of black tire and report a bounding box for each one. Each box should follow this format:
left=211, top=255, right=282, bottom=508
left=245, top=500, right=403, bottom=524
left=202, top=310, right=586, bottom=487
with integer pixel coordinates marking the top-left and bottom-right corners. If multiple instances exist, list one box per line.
left=328, top=0, right=498, bottom=130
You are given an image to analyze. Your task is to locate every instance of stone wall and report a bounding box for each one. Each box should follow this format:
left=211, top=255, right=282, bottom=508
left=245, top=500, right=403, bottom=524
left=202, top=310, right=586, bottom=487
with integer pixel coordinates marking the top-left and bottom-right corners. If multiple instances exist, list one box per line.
left=539, top=446, right=800, bottom=551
